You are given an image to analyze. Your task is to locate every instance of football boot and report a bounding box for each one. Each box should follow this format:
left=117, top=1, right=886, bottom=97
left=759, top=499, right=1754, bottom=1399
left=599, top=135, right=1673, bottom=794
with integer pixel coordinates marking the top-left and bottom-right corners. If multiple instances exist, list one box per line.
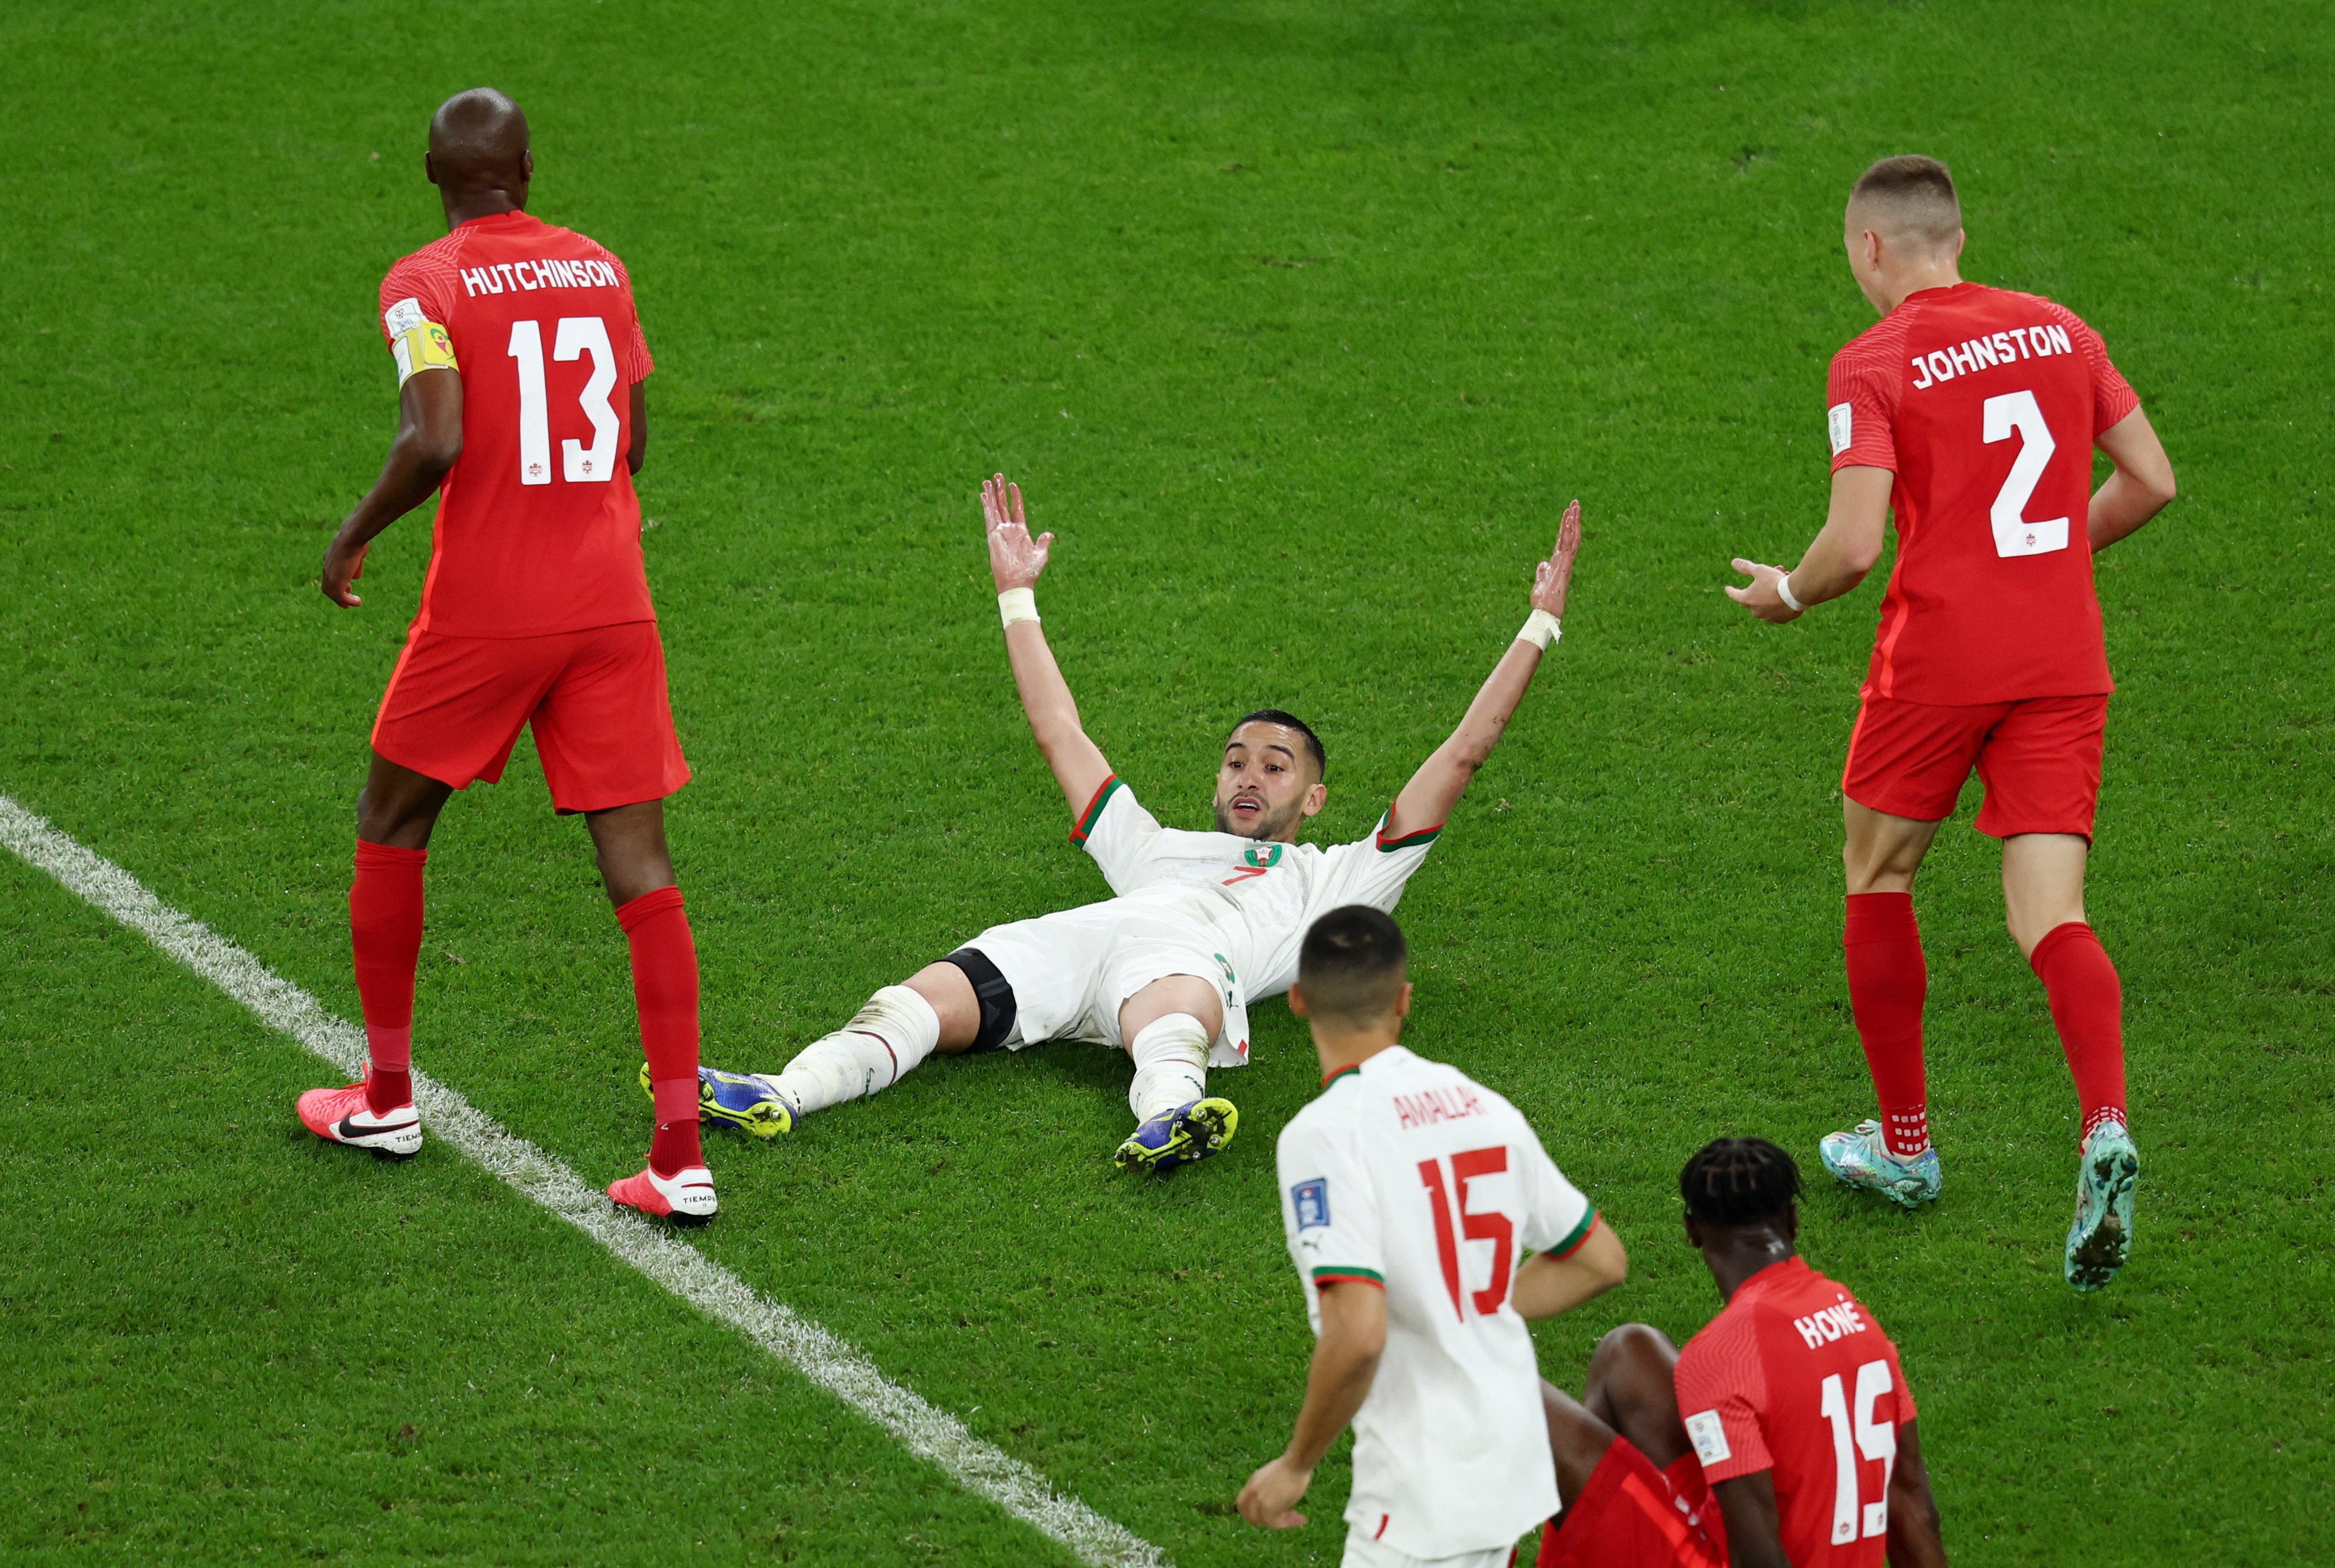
left=1817, top=1119, right=1942, bottom=1208
left=639, top=1060, right=795, bottom=1138
left=1114, top=1096, right=1239, bottom=1176
left=608, top=1164, right=718, bottom=1222
left=296, top=1079, right=422, bottom=1157
left=2064, top=1118, right=2139, bottom=1293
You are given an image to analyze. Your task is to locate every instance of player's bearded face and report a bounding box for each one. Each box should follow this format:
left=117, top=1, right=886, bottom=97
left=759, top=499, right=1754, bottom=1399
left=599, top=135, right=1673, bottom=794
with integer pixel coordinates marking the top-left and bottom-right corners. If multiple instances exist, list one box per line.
left=1213, top=725, right=1324, bottom=841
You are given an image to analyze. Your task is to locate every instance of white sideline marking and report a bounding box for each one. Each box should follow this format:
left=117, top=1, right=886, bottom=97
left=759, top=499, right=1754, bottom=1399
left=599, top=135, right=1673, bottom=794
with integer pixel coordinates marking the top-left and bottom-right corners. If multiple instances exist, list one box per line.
left=0, top=795, right=1168, bottom=1568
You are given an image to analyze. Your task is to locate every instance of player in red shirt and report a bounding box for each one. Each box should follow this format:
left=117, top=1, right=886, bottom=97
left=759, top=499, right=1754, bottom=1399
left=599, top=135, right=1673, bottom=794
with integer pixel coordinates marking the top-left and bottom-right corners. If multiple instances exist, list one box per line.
left=1534, top=1139, right=1948, bottom=1568
left=1725, top=156, right=2177, bottom=1291
left=294, top=88, right=713, bottom=1220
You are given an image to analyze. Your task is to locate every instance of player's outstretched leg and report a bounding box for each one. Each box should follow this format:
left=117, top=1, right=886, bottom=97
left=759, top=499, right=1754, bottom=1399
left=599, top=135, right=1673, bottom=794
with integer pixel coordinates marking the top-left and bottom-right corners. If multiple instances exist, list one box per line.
left=676, top=984, right=945, bottom=1138
left=1114, top=996, right=1238, bottom=1176
left=1821, top=888, right=1944, bottom=1208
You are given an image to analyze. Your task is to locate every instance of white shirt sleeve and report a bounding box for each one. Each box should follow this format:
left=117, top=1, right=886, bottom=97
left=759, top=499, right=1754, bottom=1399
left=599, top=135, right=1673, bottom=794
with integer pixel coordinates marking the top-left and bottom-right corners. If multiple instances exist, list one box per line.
left=1515, top=1128, right=1596, bottom=1259
left=1307, top=803, right=1442, bottom=921
left=1277, top=1111, right=1386, bottom=1328
left=1070, top=776, right=1165, bottom=895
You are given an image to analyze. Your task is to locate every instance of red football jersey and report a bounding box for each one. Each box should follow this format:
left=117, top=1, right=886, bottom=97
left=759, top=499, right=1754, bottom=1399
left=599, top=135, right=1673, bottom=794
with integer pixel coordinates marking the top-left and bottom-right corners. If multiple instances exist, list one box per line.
left=377, top=211, right=657, bottom=638
left=1672, top=1257, right=1918, bottom=1568
left=1828, top=282, right=2140, bottom=704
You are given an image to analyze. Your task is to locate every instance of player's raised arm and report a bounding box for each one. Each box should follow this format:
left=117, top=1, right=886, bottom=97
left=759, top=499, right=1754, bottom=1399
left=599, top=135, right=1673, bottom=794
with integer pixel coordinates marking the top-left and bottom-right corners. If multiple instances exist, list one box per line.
left=1383, top=501, right=1582, bottom=841
left=320, top=367, right=463, bottom=607
left=984, top=474, right=1115, bottom=816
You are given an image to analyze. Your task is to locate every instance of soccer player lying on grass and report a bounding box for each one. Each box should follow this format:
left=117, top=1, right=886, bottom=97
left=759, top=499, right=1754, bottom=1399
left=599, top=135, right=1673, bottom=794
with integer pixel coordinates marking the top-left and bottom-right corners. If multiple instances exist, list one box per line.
left=1725, top=154, right=2176, bottom=1292
left=1238, top=907, right=1629, bottom=1567
left=681, top=476, right=1583, bottom=1174
left=1534, top=1139, right=1948, bottom=1568
left=297, top=88, right=716, bottom=1221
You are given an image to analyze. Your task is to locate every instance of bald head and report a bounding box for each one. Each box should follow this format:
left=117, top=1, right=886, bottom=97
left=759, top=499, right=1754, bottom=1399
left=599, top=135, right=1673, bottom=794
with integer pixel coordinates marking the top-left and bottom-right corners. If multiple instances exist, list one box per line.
left=1846, top=154, right=1961, bottom=256
left=425, top=88, right=531, bottom=224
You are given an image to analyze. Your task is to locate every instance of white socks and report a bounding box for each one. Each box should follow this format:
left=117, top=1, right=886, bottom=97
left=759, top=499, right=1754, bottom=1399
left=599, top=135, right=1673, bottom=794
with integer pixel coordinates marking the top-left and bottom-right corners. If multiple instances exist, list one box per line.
left=1127, top=1013, right=1211, bottom=1124
left=772, top=985, right=942, bottom=1118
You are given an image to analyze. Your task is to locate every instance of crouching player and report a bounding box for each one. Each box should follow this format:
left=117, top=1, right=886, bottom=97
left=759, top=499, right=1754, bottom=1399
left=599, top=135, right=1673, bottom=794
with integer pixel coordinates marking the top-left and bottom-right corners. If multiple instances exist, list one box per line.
left=1239, top=908, right=1629, bottom=1566
left=688, top=480, right=1583, bottom=1175
left=1535, top=1139, right=1948, bottom=1568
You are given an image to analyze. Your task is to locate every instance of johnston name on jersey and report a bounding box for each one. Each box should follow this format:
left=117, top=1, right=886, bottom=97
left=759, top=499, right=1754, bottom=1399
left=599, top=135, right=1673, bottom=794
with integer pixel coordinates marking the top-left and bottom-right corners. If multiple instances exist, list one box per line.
left=1071, top=776, right=1441, bottom=1065
left=1277, top=1047, right=1598, bottom=1558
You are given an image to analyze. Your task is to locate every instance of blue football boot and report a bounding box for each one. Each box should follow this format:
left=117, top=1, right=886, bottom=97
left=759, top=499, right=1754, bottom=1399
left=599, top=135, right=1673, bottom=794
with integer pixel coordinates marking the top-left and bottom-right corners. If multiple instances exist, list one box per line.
left=1114, top=1097, right=1239, bottom=1175
left=1818, top=1119, right=1943, bottom=1208
left=639, top=1061, right=797, bottom=1138
left=2064, top=1118, right=2139, bottom=1293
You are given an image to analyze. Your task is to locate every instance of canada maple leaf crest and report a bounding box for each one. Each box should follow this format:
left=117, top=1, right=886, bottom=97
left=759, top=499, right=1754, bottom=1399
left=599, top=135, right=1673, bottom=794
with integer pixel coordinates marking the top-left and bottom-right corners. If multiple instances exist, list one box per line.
left=529, top=462, right=544, bottom=477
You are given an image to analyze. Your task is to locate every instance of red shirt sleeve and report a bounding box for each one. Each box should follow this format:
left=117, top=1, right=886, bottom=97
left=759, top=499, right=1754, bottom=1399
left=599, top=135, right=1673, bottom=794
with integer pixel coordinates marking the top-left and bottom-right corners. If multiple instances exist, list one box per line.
left=2045, top=302, right=2140, bottom=435
left=377, top=255, right=461, bottom=347
left=595, top=248, right=656, bottom=384
left=1673, top=1310, right=1772, bottom=1484
left=1825, top=332, right=1902, bottom=475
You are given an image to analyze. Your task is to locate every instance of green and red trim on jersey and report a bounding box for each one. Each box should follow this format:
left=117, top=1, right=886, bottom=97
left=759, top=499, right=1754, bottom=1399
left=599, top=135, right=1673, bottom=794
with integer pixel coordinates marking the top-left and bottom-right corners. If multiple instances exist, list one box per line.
left=1321, top=1063, right=1361, bottom=1088
left=1069, top=775, right=1125, bottom=846
left=1375, top=798, right=1443, bottom=853
left=1547, top=1210, right=1600, bottom=1260
left=1312, top=1264, right=1384, bottom=1289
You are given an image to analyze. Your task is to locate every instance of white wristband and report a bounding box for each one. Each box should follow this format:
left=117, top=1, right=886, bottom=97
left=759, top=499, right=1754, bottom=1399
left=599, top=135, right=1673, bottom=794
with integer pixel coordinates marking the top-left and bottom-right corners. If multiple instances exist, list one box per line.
left=1775, top=574, right=1807, bottom=614
left=1516, top=608, right=1561, bottom=650
left=998, top=587, right=1039, bottom=628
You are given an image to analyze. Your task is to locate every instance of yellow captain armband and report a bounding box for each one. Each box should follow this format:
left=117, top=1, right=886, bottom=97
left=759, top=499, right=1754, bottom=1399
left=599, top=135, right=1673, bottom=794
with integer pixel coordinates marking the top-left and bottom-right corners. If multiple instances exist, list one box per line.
left=383, top=296, right=459, bottom=386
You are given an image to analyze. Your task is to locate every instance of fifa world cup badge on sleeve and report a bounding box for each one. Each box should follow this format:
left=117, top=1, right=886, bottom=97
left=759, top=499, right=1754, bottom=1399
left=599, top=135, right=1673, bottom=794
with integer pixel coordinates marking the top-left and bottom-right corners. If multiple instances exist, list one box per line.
left=1828, top=401, right=1854, bottom=457
left=384, top=296, right=461, bottom=386
left=1292, top=1178, right=1331, bottom=1230
left=1684, top=1409, right=1732, bottom=1466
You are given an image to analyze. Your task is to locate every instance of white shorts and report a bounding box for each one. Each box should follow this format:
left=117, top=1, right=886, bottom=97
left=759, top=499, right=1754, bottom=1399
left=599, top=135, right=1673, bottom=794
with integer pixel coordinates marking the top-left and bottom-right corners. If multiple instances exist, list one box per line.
left=1340, top=1533, right=1510, bottom=1568
left=963, top=889, right=1235, bottom=1053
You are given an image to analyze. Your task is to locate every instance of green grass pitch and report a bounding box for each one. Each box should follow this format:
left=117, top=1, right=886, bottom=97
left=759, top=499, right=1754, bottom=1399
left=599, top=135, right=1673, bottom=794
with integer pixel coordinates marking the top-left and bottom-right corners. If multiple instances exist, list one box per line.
left=2, top=1, right=2328, bottom=1562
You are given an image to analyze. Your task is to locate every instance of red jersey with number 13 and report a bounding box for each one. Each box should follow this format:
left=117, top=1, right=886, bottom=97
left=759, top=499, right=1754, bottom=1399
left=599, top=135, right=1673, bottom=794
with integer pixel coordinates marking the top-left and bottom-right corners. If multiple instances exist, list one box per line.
left=377, top=210, right=656, bottom=638
left=1673, top=1257, right=1917, bottom=1568
left=1828, top=282, right=2139, bottom=704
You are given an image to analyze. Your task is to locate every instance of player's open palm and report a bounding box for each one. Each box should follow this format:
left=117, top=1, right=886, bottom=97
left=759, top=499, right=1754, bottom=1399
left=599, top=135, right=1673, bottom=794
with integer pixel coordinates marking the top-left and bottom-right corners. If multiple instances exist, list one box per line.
left=1530, top=498, right=1584, bottom=618
left=983, top=473, right=1053, bottom=593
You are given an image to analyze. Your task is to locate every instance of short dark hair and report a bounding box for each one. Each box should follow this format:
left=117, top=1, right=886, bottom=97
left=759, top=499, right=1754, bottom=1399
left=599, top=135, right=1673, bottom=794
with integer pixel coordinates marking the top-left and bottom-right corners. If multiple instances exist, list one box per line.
left=1229, top=709, right=1326, bottom=779
left=1680, top=1138, right=1803, bottom=1228
left=1848, top=154, right=1961, bottom=251
left=1298, top=906, right=1406, bottom=1025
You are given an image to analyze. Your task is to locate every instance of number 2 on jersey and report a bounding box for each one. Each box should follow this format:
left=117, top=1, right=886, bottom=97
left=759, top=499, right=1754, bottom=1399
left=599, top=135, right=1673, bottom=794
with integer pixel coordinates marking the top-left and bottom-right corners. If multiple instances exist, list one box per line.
left=508, top=317, right=620, bottom=487
left=1418, top=1148, right=1514, bottom=1322
left=1981, top=389, right=2069, bottom=558
left=1817, top=1359, right=1898, bottom=1544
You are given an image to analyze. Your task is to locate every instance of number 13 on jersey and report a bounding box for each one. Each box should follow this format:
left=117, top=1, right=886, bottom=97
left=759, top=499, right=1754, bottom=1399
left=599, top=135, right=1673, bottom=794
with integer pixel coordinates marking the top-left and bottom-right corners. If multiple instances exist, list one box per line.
left=508, top=316, right=620, bottom=486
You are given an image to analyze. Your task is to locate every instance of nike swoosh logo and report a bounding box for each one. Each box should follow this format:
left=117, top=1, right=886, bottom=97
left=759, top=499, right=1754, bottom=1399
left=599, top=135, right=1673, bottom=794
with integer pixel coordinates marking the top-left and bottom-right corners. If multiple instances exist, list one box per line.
left=337, top=1114, right=417, bottom=1140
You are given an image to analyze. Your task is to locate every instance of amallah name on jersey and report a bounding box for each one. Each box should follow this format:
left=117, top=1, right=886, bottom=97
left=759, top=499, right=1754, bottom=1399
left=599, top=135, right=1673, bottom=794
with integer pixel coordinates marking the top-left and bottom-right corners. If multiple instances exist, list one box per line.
left=1391, top=1083, right=1488, bottom=1131
left=1791, top=1299, right=1871, bottom=1350
left=458, top=257, right=623, bottom=298
left=1907, top=321, right=2076, bottom=391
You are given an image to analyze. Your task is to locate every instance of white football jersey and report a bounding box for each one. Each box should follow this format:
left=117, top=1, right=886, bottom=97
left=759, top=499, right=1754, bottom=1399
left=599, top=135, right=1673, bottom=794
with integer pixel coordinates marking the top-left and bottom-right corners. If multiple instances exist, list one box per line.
left=1275, top=1046, right=1594, bottom=1559
left=1074, top=777, right=1437, bottom=1051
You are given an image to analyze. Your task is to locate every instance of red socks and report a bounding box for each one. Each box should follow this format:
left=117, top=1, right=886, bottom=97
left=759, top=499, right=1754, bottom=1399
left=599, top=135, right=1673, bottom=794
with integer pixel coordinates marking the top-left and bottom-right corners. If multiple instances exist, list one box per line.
left=2030, top=921, right=2128, bottom=1142
left=351, top=840, right=427, bottom=1114
left=1844, top=892, right=1931, bottom=1158
left=617, top=885, right=704, bottom=1177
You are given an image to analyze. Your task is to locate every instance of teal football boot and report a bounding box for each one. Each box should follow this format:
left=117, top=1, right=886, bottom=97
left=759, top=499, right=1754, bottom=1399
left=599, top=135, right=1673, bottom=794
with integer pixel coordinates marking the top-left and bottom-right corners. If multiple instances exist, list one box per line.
left=639, top=1060, right=796, bottom=1138
left=2064, top=1118, right=2139, bottom=1293
left=1114, top=1097, right=1239, bottom=1175
left=1818, top=1119, right=1943, bottom=1208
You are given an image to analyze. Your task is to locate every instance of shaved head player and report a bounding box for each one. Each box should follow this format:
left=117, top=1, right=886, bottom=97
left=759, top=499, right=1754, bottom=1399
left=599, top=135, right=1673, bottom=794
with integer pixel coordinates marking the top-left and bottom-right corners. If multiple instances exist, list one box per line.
left=1726, top=156, right=2178, bottom=1290
left=684, top=478, right=1584, bottom=1175
left=298, top=89, right=717, bottom=1220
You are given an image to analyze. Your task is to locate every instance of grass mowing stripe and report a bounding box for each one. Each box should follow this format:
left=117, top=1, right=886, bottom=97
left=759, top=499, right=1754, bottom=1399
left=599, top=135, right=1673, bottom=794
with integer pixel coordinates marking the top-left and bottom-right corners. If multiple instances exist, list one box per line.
left=0, top=792, right=1169, bottom=1568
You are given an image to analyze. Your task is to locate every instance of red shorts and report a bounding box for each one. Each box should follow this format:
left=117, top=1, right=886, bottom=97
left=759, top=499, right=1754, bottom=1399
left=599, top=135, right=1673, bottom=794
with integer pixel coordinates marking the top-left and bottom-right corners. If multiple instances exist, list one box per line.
left=371, top=620, right=690, bottom=813
left=1843, top=692, right=2108, bottom=839
left=1538, top=1439, right=1725, bottom=1568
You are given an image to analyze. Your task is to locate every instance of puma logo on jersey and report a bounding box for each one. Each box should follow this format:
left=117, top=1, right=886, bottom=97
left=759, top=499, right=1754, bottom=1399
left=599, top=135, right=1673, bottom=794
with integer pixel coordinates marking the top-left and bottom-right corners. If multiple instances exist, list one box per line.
left=1392, top=1084, right=1486, bottom=1130
left=1793, top=1299, right=1869, bottom=1349
left=1908, top=322, right=2074, bottom=390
